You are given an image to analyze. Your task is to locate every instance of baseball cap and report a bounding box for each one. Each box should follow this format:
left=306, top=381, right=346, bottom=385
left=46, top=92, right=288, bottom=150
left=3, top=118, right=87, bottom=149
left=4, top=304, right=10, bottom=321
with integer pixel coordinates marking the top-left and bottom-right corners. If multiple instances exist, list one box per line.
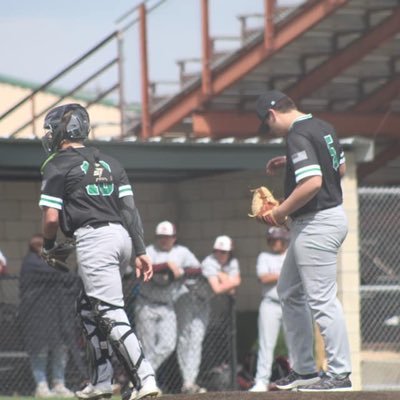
left=255, top=90, right=288, bottom=134
left=213, top=235, right=233, bottom=252
left=155, top=221, right=176, bottom=236
left=266, top=226, right=290, bottom=241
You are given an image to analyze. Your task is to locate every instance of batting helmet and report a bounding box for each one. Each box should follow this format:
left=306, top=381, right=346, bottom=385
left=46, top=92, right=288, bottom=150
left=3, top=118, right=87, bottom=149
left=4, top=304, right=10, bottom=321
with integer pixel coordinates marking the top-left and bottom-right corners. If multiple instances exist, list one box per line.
left=266, top=226, right=290, bottom=241
left=42, top=103, right=90, bottom=154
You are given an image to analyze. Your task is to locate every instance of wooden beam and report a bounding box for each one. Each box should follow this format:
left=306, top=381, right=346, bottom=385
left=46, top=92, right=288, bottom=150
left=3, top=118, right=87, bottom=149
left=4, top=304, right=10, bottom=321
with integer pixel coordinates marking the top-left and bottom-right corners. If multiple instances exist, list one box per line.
left=192, top=110, right=400, bottom=139
left=139, top=4, right=151, bottom=139
left=358, top=144, right=400, bottom=181
left=287, top=9, right=400, bottom=101
left=352, top=76, right=400, bottom=112
left=151, top=0, right=349, bottom=136
left=201, top=0, right=212, bottom=97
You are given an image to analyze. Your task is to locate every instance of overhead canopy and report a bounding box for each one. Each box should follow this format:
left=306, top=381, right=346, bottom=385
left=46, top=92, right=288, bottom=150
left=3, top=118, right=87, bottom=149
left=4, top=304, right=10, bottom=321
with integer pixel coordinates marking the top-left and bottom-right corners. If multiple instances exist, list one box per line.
left=0, top=137, right=372, bottom=182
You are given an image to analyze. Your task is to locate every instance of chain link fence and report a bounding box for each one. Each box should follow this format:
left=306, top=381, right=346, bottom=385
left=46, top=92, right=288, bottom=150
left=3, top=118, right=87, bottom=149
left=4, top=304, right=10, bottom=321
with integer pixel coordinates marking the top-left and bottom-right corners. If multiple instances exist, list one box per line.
left=0, top=272, right=236, bottom=396
left=359, top=187, right=400, bottom=389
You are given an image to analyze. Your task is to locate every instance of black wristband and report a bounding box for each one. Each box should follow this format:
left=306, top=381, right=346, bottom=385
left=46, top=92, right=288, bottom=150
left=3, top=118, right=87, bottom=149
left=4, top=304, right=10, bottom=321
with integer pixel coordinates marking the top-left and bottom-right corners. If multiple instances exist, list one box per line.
left=43, top=238, right=56, bottom=250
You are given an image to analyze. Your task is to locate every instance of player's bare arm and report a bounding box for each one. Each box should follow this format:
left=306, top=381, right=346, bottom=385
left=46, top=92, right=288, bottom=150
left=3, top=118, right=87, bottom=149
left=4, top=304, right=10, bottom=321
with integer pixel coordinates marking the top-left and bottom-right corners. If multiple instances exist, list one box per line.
left=136, top=254, right=153, bottom=282
left=273, top=175, right=322, bottom=224
left=42, top=206, right=59, bottom=246
left=208, top=273, right=241, bottom=294
left=266, top=156, right=287, bottom=176
left=166, top=261, right=183, bottom=279
left=339, top=162, right=346, bottom=178
left=258, top=272, right=280, bottom=284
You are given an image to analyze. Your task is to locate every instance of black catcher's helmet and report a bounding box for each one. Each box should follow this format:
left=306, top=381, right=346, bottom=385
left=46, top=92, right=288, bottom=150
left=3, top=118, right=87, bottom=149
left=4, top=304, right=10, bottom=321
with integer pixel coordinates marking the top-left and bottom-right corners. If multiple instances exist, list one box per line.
left=42, top=103, right=90, bottom=154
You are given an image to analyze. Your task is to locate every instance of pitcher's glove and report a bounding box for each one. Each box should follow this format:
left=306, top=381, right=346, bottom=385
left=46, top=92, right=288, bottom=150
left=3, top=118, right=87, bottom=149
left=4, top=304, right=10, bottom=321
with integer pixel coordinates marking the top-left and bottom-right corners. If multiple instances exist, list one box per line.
left=248, top=186, right=286, bottom=226
left=41, top=240, right=75, bottom=273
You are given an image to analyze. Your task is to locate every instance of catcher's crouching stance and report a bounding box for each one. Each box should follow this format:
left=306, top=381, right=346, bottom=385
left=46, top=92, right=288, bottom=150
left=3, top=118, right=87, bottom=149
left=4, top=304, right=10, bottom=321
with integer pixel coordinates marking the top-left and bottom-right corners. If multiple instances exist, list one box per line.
left=39, top=103, right=160, bottom=400
left=248, top=186, right=287, bottom=226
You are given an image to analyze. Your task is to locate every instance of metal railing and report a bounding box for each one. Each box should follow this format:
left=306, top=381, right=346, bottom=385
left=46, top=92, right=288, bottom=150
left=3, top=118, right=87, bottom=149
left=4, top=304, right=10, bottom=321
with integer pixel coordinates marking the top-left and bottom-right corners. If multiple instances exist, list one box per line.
left=0, top=0, right=166, bottom=140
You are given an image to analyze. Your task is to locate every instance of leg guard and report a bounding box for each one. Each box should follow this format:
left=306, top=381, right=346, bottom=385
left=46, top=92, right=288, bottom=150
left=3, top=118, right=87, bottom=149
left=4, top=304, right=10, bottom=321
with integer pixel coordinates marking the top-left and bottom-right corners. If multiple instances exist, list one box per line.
left=90, top=298, right=153, bottom=389
left=77, top=291, right=113, bottom=385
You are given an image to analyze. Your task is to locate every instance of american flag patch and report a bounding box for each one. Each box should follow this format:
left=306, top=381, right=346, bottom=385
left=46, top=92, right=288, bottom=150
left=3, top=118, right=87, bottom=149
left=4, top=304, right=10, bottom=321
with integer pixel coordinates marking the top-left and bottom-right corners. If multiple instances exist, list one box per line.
left=291, top=150, right=308, bottom=164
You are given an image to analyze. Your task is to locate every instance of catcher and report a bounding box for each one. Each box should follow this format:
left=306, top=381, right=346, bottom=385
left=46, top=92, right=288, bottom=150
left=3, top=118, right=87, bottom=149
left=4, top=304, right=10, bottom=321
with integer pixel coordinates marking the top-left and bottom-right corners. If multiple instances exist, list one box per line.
left=39, top=103, right=160, bottom=400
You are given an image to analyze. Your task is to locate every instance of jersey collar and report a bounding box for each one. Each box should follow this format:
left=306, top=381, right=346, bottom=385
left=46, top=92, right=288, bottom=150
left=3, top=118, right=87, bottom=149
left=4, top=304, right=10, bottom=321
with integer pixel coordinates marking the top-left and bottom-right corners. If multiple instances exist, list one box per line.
left=289, top=113, right=313, bottom=131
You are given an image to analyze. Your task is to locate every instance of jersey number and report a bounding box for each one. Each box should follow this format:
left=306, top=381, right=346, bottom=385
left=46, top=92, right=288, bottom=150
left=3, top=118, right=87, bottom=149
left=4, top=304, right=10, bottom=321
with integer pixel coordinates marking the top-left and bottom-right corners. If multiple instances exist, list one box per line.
left=80, top=160, right=114, bottom=196
left=324, top=134, right=339, bottom=171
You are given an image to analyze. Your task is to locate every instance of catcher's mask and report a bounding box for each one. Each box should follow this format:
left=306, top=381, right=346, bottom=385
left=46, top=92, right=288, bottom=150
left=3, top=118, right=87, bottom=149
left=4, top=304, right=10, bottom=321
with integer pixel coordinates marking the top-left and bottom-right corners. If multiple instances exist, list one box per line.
left=42, top=103, right=90, bottom=155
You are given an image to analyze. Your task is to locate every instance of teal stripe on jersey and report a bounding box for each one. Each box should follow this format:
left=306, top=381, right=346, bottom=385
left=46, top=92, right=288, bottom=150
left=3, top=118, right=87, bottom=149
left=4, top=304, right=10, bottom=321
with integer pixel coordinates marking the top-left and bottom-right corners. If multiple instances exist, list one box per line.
left=119, top=185, right=133, bottom=198
left=39, top=194, right=63, bottom=209
left=295, top=164, right=322, bottom=182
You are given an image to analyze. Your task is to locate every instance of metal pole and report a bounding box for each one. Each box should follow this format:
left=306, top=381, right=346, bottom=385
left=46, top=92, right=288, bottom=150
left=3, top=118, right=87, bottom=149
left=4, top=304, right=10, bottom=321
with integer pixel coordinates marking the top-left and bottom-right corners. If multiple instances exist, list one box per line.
left=264, top=0, right=276, bottom=50
left=230, top=295, right=237, bottom=390
left=117, top=31, right=126, bottom=138
left=31, top=95, right=36, bottom=137
left=139, top=3, right=151, bottom=139
left=201, top=0, right=212, bottom=97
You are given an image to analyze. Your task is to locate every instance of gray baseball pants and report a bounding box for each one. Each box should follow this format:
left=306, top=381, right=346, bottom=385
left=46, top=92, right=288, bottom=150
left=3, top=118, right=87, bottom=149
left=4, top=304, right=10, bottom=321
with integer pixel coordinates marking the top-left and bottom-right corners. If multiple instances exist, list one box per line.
left=134, top=298, right=177, bottom=371
left=277, top=205, right=352, bottom=377
left=75, top=223, right=155, bottom=384
left=175, top=292, right=209, bottom=386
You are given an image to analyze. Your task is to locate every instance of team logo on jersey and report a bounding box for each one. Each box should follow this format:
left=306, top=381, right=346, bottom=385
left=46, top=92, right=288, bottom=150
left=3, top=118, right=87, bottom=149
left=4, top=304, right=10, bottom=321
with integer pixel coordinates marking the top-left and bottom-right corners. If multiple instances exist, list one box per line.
left=291, top=150, right=308, bottom=164
left=93, top=163, right=109, bottom=183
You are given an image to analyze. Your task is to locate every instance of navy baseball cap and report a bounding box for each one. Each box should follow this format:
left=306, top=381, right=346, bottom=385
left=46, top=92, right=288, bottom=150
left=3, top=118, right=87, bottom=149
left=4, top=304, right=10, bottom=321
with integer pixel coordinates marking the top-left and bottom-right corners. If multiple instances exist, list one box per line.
left=255, top=90, right=288, bottom=134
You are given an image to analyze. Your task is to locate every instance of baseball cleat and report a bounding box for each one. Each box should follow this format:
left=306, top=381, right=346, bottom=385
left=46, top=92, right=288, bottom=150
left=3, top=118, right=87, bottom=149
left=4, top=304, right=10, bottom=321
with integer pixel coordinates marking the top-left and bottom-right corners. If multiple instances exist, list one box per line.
left=248, top=381, right=268, bottom=392
left=297, top=374, right=352, bottom=392
left=131, top=378, right=161, bottom=400
left=274, top=370, right=320, bottom=390
left=75, top=383, right=113, bottom=400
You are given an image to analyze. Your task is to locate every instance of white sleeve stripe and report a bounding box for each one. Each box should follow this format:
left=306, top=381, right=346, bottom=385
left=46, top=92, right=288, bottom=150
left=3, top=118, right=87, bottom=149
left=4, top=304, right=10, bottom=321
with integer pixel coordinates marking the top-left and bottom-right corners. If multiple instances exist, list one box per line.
left=295, top=164, right=321, bottom=176
left=39, top=199, right=63, bottom=210
left=296, top=170, right=323, bottom=182
left=40, top=194, right=63, bottom=204
left=119, top=190, right=133, bottom=198
left=119, top=185, right=132, bottom=191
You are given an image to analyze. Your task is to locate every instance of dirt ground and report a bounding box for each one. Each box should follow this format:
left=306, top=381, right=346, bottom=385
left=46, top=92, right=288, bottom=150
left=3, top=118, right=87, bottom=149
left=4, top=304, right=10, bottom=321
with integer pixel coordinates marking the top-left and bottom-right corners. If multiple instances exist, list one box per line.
left=160, top=391, right=400, bottom=400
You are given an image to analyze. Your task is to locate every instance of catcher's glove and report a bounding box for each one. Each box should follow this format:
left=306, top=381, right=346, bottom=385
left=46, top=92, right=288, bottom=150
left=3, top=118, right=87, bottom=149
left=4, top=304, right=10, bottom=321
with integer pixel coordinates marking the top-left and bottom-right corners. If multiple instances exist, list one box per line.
left=248, top=186, right=286, bottom=226
left=41, top=240, right=75, bottom=273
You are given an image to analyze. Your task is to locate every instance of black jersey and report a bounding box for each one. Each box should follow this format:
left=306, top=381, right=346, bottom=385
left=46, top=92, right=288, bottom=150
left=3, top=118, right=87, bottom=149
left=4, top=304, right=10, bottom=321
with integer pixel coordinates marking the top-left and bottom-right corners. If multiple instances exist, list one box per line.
left=284, top=114, right=345, bottom=218
left=39, top=146, right=134, bottom=236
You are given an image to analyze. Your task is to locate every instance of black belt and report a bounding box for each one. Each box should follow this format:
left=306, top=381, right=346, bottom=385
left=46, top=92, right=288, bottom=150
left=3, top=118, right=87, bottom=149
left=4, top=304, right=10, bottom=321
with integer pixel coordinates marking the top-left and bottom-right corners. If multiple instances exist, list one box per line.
left=88, top=221, right=111, bottom=229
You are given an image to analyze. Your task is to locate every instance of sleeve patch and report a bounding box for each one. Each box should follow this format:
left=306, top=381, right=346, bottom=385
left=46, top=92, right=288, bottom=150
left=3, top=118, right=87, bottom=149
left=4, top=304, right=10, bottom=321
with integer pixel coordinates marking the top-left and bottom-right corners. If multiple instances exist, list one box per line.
left=291, top=150, right=308, bottom=164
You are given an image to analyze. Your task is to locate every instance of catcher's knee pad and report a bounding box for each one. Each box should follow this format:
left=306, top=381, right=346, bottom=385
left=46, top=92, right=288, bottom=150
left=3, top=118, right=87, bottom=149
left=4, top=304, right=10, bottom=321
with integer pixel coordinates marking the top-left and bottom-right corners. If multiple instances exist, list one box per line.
left=77, top=291, right=113, bottom=384
left=90, top=297, right=144, bottom=388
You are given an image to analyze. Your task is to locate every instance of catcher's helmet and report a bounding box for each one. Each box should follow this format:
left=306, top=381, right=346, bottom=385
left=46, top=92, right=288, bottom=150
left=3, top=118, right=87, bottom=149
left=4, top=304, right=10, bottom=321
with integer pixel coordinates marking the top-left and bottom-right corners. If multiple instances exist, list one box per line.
left=42, top=103, right=90, bottom=154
